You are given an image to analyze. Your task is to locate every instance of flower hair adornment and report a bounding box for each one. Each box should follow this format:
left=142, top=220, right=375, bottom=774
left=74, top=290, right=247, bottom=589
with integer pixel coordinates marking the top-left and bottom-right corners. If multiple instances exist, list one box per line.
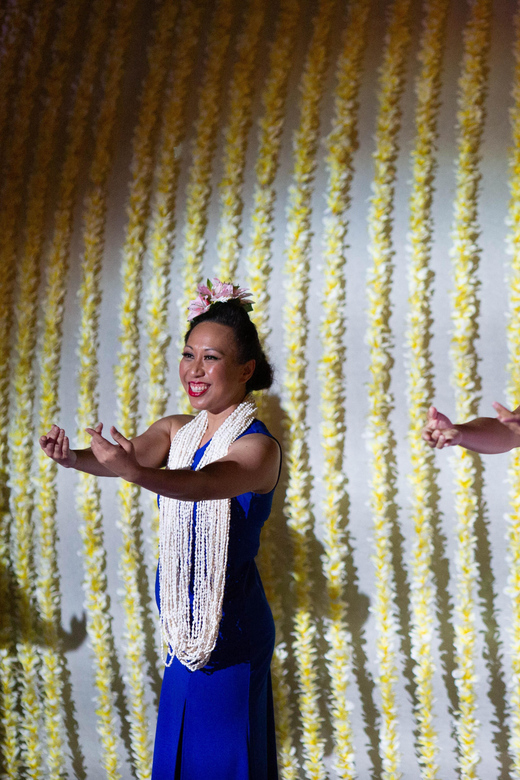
left=187, top=278, right=254, bottom=321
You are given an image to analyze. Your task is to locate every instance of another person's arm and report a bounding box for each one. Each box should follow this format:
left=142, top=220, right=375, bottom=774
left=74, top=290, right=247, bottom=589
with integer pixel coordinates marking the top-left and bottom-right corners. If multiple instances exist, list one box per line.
left=422, top=403, right=520, bottom=453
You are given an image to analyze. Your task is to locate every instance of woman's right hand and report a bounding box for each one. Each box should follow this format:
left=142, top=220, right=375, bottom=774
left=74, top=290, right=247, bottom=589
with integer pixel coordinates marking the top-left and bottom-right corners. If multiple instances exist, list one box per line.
left=39, top=424, right=79, bottom=468
left=422, top=406, right=462, bottom=449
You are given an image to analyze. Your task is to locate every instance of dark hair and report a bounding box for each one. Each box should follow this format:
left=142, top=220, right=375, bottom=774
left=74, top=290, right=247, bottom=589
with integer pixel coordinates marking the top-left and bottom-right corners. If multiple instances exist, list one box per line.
left=185, top=301, right=274, bottom=392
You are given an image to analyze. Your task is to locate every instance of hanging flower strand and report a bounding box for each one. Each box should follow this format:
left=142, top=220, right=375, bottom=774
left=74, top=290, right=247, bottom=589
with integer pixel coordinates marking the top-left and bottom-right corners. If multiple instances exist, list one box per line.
left=215, top=0, right=266, bottom=281
left=144, top=0, right=203, bottom=617
left=505, top=4, right=520, bottom=778
left=0, top=1, right=56, bottom=775
left=115, top=0, right=180, bottom=773
left=8, top=0, right=87, bottom=776
left=282, top=0, right=336, bottom=777
left=366, top=0, right=412, bottom=778
left=319, top=1, right=371, bottom=777
left=405, top=1, right=450, bottom=777
left=448, top=1, right=491, bottom=778
left=243, top=0, right=301, bottom=774
left=177, top=0, right=234, bottom=412
left=75, top=0, right=139, bottom=775
left=34, top=0, right=115, bottom=777
left=0, top=0, right=32, bottom=165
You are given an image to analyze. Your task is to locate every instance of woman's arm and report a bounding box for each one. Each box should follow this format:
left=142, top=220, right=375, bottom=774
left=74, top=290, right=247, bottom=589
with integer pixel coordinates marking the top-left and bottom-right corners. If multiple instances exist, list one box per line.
left=422, top=404, right=520, bottom=453
left=86, top=426, right=281, bottom=500
left=39, top=416, right=192, bottom=476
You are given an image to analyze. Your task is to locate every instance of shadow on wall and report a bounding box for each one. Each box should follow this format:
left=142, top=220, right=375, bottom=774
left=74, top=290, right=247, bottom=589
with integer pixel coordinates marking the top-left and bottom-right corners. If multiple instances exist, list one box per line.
left=258, top=390, right=511, bottom=779
left=261, top=392, right=382, bottom=776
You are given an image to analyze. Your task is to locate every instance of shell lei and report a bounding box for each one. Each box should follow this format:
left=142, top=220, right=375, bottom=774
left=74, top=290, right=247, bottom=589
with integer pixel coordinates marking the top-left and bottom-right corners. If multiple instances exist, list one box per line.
left=114, top=1, right=179, bottom=774
left=505, top=5, right=520, bottom=778
left=448, top=1, right=491, bottom=778
left=405, top=1, right=450, bottom=777
left=144, top=0, right=203, bottom=616
left=215, top=0, right=266, bottom=281
left=159, top=397, right=256, bottom=670
left=319, top=0, right=371, bottom=777
left=282, top=0, right=335, bottom=777
left=75, top=0, right=138, bottom=776
left=177, top=0, right=234, bottom=412
left=244, top=0, right=301, bottom=774
left=366, top=1, right=412, bottom=779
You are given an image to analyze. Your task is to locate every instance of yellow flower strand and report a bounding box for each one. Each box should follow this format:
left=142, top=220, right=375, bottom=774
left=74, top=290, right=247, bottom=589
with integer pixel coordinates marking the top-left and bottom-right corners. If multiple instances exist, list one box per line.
left=319, top=2, right=371, bottom=776
left=0, top=3, right=56, bottom=775
left=144, top=0, right=204, bottom=565
left=504, top=4, right=520, bottom=778
left=405, top=1, right=450, bottom=777
left=114, top=1, right=180, bottom=774
left=8, top=1, right=88, bottom=776
left=282, top=0, right=336, bottom=776
left=448, top=2, right=491, bottom=778
left=215, top=0, right=266, bottom=280
left=0, top=0, right=33, bottom=167
left=177, top=0, right=234, bottom=411
left=366, top=1, right=412, bottom=777
left=75, top=0, right=139, bottom=775
left=243, top=0, right=301, bottom=774
left=34, top=0, right=115, bottom=776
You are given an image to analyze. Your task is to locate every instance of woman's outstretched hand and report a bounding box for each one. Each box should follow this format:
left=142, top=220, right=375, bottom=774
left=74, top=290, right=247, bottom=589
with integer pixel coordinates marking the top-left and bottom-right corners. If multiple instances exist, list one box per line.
left=85, top=424, right=140, bottom=481
left=40, top=424, right=78, bottom=467
left=422, top=406, right=462, bottom=449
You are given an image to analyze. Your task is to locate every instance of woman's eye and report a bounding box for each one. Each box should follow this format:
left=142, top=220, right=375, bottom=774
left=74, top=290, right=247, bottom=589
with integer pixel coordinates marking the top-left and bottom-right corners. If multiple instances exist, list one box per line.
left=204, top=355, right=218, bottom=360
left=182, top=351, right=193, bottom=359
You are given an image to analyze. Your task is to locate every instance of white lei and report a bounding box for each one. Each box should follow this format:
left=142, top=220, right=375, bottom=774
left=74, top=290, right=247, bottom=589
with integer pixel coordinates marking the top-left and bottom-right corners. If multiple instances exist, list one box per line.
left=158, top=396, right=257, bottom=670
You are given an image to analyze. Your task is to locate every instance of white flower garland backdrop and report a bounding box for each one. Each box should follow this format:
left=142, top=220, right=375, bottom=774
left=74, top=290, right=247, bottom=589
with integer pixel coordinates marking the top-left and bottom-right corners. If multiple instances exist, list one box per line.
left=0, top=0, right=517, bottom=777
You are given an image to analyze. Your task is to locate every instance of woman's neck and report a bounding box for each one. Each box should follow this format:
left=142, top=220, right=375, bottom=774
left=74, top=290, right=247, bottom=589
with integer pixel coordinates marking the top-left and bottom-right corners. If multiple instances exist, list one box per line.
left=200, top=396, right=248, bottom=444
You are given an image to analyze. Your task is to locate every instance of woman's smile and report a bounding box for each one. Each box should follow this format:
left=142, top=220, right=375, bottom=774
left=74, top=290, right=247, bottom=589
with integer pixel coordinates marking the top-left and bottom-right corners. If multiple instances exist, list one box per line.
left=188, top=382, right=210, bottom=397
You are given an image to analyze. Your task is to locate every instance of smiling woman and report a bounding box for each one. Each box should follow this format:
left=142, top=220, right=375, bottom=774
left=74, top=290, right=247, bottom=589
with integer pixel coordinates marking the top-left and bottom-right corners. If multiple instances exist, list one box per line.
left=39, top=282, right=281, bottom=780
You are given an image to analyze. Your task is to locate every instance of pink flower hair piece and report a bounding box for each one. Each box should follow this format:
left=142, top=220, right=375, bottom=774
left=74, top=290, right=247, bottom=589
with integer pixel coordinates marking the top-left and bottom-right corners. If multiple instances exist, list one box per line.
left=187, top=278, right=254, bottom=320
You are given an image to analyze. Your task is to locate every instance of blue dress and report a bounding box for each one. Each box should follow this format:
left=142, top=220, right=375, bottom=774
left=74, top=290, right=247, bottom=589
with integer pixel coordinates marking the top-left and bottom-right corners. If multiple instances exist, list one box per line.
left=152, top=419, right=280, bottom=780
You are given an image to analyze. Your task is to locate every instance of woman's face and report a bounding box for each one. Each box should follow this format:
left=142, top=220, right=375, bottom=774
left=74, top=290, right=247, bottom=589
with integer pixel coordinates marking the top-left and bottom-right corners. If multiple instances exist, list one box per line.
left=180, top=321, right=255, bottom=414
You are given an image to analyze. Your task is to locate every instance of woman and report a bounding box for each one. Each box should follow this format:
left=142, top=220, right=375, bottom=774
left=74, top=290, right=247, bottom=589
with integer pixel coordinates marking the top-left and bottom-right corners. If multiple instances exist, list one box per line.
left=40, top=280, right=281, bottom=779
left=422, top=402, right=520, bottom=452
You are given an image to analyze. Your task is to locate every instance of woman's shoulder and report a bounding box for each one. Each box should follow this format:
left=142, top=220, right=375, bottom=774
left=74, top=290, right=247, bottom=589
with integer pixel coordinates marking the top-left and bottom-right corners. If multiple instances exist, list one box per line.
left=240, top=418, right=272, bottom=438
left=155, top=413, right=194, bottom=439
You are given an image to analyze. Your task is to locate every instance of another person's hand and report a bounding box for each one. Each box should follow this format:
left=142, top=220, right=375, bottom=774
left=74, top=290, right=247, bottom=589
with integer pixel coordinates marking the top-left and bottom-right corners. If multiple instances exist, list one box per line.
left=85, top=424, right=139, bottom=480
left=422, top=406, right=462, bottom=449
left=39, top=424, right=78, bottom=467
left=493, top=401, right=520, bottom=434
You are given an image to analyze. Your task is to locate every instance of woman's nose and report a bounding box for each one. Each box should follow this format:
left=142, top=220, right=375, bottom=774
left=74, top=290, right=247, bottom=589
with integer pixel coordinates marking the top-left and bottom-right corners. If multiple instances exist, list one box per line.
left=189, top=357, right=205, bottom=376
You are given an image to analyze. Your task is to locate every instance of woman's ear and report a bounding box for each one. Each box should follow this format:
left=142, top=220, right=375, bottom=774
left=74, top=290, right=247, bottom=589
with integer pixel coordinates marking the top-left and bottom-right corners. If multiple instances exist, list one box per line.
left=240, top=359, right=256, bottom=384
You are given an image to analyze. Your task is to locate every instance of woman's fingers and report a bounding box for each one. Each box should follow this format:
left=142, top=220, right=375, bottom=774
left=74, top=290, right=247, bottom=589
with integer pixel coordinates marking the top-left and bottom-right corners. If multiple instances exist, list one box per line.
left=110, top=426, right=132, bottom=452
left=40, top=425, right=71, bottom=462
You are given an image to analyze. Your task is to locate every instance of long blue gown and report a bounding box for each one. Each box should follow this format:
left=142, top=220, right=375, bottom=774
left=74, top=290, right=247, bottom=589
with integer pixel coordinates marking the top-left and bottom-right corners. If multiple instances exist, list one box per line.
left=152, top=419, right=280, bottom=780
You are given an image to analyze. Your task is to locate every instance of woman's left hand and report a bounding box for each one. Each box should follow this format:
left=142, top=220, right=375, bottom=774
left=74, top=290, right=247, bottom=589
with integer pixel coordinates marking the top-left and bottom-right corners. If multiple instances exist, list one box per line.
left=85, top=424, right=141, bottom=481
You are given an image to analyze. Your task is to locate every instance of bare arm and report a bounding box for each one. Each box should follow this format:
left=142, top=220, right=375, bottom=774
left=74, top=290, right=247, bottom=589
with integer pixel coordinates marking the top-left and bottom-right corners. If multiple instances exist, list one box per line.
left=39, top=416, right=192, bottom=476
left=422, top=404, right=520, bottom=454
left=87, top=427, right=281, bottom=499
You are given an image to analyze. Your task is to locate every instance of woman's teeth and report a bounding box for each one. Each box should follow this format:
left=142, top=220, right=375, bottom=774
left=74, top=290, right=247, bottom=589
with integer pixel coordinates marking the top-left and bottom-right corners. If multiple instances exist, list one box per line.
left=189, top=383, right=209, bottom=396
